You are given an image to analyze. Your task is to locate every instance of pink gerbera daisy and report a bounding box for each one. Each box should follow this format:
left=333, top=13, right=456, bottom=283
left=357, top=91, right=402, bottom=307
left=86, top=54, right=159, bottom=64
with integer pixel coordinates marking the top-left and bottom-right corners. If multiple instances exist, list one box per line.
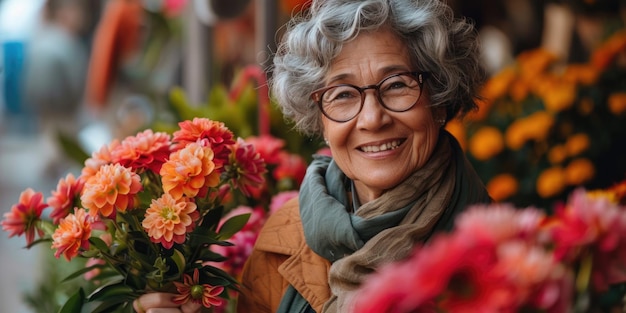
left=1, top=188, right=48, bottom=246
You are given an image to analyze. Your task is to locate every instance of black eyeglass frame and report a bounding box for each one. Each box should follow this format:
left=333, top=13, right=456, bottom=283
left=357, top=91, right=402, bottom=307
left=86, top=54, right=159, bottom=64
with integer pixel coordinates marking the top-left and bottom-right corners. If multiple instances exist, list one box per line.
left=310, top=71, right=431, bottom=123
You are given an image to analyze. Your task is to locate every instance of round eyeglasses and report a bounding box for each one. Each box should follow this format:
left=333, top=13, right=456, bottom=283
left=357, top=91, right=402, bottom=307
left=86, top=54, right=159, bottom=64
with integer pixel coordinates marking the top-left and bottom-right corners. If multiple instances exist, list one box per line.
left=310, top=71, right=430, bottom=123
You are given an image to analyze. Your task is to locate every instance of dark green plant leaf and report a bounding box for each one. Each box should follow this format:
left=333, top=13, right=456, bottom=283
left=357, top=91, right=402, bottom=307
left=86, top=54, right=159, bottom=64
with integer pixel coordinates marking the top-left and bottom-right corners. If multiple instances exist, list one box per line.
left=57, top=288, right=85, bottom=313
left=217, top=213, right=250, bottom=240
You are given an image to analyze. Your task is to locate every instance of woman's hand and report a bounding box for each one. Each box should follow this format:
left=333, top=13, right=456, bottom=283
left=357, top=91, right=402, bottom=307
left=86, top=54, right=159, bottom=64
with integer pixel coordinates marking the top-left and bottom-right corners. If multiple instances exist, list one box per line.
left=133, top=293, right=202, bottom=313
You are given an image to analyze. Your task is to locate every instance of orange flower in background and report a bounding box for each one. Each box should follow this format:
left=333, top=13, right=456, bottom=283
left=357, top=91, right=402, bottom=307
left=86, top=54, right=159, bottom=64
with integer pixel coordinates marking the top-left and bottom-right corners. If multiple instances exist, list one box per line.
left=505, top=119, right=529, bottom=150
left=536, top=167, right=566, bottom=199
left=111, top=129, right=172, bottom=173
left=172, top=118, right=236, bottom=167
left=81, top=164, right=143, bottom=218
left=51, top=208, right=92, bottom=261
left=608, top=92, right=626, bottom=115
left=173, top=268, right=225, bottom=308
left=48, top=173, right=85, bottom=225
left=468, top=126, right=504, bottom=161
left=1, top=188, right=47, bottom=246
left=541, top=79, right=577, bottom=113
left=143, top=193, right=199, bottom=249
left=445, top=119, right=466, bottom=150
left=486, top=174, right=519, bottom=202
left=565, top=133, right=590, bottom=157
left=591, top=29, right=626, bottom=71
left=517, top=48, right=558, bottom=82
left=471, top=67, right=516, bottom=121
left=161, top=143, right=219, bottom=200
left=548, top=145, right=568, bottom=165
left=565, top=158, right=595, bottom=186
left=525, top=111, right=554, bottom=141
left=563, top=64, right=600, bottom=86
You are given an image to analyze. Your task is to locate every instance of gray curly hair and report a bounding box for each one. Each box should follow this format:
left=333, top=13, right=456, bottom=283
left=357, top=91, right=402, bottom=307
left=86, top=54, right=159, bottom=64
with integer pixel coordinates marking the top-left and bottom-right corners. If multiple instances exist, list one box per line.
left=269, top=0, right=486, bottom=137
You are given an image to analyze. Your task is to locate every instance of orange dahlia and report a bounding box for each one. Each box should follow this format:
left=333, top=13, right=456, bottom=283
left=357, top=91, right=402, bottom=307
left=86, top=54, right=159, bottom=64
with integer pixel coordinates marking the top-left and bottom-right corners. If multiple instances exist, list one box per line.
left=142, top=193, right=199, bottom=249
left=81, top=164, right=142, bottom=218
left=111, top=129, right=171, bottom=173
left=172, top=118, right=235, bottom=167
left=81, top=139, right=120, bottom=181
left=51, top=208, right=92, bottom=261
left=160, top=142, right=220, bottom=200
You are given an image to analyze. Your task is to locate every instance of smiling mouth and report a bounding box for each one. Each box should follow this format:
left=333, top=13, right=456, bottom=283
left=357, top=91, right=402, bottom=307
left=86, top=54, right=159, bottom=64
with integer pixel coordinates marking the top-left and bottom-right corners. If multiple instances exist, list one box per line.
left=359, top=140, right=403, bottom=152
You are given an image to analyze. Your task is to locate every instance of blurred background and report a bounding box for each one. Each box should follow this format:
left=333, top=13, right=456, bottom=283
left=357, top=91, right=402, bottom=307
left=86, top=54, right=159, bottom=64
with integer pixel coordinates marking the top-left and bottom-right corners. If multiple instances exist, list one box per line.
left=0, top=0, right=625, bottom=312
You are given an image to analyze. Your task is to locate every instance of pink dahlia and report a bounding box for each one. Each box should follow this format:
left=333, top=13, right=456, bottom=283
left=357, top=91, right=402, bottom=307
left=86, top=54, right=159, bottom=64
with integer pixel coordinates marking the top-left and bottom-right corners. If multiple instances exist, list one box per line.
left=1, top=188, right=48, bottom=245
left=172, top=118, right=235, bottom=167
left=47, top=173, right=85, bottom=224
left=110, top=129, right=171, bottom=173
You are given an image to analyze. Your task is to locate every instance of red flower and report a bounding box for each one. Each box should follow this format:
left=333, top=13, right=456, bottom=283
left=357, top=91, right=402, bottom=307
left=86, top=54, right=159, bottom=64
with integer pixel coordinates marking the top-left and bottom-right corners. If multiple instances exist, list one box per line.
left=172, top=118, right=235, bottom=167
left=273, top=151, right=307, bottom=186
left=548, top=188, right=626, bottom=291
left=1, top=188, right=47, bottom=245
left=48, top=173, right=85, bottom=225
left=173, top=268, right=225, bottom=308
left=110, top=129, right=171, bottom=173
left=229, top=138, right=267, bottom=197
left=244, top=135, right=285, bottom=164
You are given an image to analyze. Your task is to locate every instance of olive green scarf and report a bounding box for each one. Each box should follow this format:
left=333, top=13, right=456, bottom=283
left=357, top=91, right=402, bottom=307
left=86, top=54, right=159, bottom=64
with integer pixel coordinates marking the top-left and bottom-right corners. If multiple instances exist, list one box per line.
left=298, top=130, right=491, bottom=313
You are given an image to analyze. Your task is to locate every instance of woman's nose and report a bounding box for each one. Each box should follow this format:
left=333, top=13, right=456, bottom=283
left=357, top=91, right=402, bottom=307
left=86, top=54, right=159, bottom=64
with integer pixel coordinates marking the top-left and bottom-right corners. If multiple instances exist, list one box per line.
left=356, top=90, right=392, bottom=129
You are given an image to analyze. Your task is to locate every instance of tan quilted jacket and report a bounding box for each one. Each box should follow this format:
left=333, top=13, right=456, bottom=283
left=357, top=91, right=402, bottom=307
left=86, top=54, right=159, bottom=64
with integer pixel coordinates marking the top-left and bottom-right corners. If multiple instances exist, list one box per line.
left=237, top=198, right=331, bottom=313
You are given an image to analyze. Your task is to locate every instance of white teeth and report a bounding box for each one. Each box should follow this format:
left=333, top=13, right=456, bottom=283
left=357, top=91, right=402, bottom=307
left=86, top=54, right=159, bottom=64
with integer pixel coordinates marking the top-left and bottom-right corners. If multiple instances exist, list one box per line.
left=360, top=140, right=401, bottom=152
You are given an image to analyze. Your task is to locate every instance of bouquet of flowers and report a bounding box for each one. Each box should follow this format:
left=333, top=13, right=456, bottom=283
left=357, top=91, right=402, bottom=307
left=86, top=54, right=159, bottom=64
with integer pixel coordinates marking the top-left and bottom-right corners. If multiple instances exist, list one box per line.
left=1, top=117, right=267, bottom=312
left=352, top=181, right=626, bottom=313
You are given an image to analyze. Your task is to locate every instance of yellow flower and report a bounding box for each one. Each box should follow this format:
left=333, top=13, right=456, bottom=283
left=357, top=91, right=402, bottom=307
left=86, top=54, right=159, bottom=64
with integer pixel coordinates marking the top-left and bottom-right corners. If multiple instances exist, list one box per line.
left=542, top=80, right=577, bottom=113
left=547, top=144, right=567, bottom=165
left=608, top=92, right=626, bottom=115
left=565, top=133, right=590, bottom=157
left=525, top=111, right=555, bottom=141
left=486, top=174, right=519, bottom=202
left=505, top=119, right=528, bottom=150
left=468, top=126, right=504, bottom=161
left=564, top=158, right=595, bottom=186
left=536, top=167, right=566, bottom=198
left=471, top=67, right=517, bottom=121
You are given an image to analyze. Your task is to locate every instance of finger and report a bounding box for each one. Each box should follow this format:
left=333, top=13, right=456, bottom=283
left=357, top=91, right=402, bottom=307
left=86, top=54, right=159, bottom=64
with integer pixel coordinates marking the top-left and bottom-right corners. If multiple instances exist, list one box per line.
left=180, top=301, right=203, bottom=313
left=138, top=293, right=180, bottom=309
left=133, top=298, right=146, bottom=313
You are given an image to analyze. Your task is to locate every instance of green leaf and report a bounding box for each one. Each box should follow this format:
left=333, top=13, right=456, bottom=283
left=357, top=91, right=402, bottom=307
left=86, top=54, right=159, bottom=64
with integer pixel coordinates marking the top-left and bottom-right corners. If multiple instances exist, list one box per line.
left=171, top=248, right=186, bottom=278
left=87, top=281, right=138, bottom=303
left=56, top=131, right=90, bottom=165
left=61, top=263, right=109, bottom=282
left=217, top=213, right=250, bottom=240
left=57, top=288, right=85, bottom=313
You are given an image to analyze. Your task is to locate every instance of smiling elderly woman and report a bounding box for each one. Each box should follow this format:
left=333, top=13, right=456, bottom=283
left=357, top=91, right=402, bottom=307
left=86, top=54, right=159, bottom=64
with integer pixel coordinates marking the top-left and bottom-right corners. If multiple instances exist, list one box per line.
left=237, top=0, right=492, bottom=312
left=133, top=0, right=492, bottom=312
